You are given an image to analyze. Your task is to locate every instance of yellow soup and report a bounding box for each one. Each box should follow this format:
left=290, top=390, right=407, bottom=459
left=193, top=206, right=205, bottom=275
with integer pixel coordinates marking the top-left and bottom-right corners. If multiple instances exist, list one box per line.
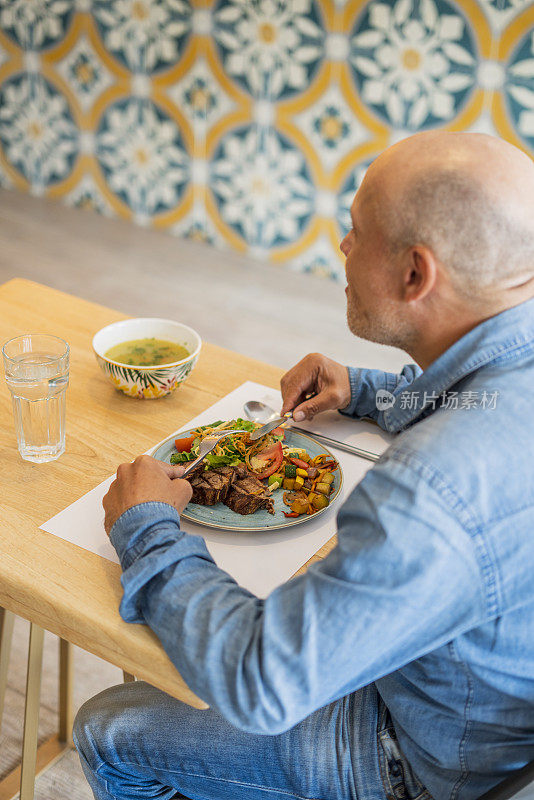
left=105, top=338, right=190, bottom=366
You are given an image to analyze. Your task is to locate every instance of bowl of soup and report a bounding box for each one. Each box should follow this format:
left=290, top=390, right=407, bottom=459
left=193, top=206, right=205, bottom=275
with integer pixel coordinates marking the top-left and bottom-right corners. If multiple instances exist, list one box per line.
left=92, top=318, right=201, bottom=399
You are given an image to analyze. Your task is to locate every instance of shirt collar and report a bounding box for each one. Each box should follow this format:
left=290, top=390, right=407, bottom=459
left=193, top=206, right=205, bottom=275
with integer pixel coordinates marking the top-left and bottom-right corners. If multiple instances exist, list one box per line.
left=383, top=297, right=534, bottom=433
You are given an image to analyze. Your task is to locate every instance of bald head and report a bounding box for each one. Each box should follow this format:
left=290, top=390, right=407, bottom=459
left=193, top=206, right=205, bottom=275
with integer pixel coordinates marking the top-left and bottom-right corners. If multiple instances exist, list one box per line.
left=364, top=132, right=534, bottom=297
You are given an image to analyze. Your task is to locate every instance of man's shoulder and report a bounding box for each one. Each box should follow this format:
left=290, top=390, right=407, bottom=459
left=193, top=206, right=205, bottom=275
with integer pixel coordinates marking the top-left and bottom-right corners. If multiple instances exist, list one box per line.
left=387, top=390, right=531, bottom=523
left=380, top=369, right=534, bottom=602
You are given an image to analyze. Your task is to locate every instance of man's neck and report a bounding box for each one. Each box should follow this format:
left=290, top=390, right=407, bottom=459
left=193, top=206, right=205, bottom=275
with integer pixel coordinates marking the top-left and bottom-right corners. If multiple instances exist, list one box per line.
left=408, top=292, right=533, bottom=371
left=409, top=319, right=484, bottom=371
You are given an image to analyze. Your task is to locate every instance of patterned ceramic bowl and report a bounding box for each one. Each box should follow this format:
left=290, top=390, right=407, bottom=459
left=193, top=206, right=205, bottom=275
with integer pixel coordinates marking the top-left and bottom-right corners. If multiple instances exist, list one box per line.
left=92, top=318, right=201, bottom=399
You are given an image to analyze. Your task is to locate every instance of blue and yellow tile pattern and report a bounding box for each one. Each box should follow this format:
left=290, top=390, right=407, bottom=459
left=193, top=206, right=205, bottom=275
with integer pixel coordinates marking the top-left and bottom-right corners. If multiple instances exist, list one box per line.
left=0, top=0, right=532, bottom=280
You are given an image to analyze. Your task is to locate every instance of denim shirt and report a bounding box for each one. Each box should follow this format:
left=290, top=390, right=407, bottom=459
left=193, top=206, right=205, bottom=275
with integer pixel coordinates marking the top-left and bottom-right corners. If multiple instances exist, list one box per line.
left=111, top=298, right=534, bottom=800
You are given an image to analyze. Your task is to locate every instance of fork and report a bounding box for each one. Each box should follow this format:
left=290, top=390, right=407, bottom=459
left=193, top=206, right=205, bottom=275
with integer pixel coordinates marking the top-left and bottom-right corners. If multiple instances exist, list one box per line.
left=181, top=429, right=244, bottom=477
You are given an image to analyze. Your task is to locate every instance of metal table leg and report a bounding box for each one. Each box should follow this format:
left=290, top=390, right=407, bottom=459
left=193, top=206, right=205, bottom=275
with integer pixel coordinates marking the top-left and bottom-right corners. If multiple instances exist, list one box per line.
left=0, top=608, right=15, bottom=731
left=20, top=624, right=45, bottom=800
left=0, top=624, right=74, bottom=800
left=59, top=639, right=73, bottom=746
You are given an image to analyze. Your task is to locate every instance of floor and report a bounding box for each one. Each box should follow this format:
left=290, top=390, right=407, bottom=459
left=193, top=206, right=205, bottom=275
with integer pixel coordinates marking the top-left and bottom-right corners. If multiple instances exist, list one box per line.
left=0, top=189, right=407, bottom=374
left=1, top=189, right=532, bottom=799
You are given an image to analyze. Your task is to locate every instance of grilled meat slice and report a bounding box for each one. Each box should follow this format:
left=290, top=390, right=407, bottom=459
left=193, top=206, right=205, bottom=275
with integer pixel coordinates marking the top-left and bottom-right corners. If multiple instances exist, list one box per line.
left=203, top=466, right=234, bottom=503
left=188, top=475, right=219, bottom=506
left=186, top=465, right=235, bottom=506
left=185, top=463, right=274, bottom=515
left=224, top=473, right=275, bottom=515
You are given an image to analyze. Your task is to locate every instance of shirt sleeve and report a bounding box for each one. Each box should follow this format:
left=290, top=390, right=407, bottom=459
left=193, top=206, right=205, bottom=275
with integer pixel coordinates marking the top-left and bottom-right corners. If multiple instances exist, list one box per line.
left=110, top=456, right=486, bottom=735
left=340, top=364, right=422, bottom=427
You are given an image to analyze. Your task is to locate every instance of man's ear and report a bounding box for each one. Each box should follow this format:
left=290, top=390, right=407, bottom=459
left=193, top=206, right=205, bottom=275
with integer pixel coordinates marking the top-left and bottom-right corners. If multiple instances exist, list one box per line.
left=402, top=245, right=438, bottom=303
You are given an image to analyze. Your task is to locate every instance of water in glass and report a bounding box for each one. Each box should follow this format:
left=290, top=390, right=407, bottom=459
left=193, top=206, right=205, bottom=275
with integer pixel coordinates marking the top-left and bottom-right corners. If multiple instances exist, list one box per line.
left=3, top=335, right=69, bottom=463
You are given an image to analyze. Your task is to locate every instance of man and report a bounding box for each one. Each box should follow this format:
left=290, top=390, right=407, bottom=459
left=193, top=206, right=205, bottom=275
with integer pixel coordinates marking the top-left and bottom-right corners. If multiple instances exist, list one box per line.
left=74, top=132, right=534, bottom=800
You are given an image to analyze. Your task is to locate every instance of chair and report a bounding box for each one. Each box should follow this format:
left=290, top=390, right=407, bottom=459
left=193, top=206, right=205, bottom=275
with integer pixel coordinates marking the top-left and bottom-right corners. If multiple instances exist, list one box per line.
left=477, top=761, right=534, bottom=800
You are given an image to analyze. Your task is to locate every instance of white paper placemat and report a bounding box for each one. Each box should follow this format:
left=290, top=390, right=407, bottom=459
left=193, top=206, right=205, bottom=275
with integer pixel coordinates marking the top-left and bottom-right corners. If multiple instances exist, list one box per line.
left=40, top=381, right=393, bottom=597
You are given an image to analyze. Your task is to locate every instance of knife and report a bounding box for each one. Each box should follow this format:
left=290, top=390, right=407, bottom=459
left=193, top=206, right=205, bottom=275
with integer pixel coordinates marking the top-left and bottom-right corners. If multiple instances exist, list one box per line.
left=249, top=417, right=381, bottom=462
left=249, top=414, right=291, bottom=440
left=289, top=426, right=380, bottom=462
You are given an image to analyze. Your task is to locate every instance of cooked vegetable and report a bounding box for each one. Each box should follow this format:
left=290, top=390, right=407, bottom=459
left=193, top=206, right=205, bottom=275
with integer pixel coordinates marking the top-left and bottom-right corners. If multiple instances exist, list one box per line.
left=290, top=497, right=310, bottom=515
left=283, top=490, right=299, bottom=506
left=283, top=511, right=299, bottom=518
left=282, top=446, right=307, bottom=458
left=320, top=472, right=334, bottom=485
left=283, top=478, right=295, bottom=490
left=283, top=489, right=307, bottom=504
left=294, top=475, right=304, bottom=490
left=315, top=482, right=331, bottom=495
left=319, top=461, right=337, bottom=471
left=268, top=473, right=284, bottom=487
left=284, top=464, right=297, bottom=478
left=310, top=493, right=329, bottom=510
left=289, top=457, right=310, bottom=471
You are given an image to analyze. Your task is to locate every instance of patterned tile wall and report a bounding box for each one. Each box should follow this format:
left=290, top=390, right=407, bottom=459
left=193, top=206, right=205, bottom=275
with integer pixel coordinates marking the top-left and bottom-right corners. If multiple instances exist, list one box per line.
left=0, top=0, right=532, bottom=281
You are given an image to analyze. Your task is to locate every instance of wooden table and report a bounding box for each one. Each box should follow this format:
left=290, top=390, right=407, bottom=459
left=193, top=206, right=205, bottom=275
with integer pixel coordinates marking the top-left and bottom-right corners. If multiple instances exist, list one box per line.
left=0, top=279, right=337, bottom=798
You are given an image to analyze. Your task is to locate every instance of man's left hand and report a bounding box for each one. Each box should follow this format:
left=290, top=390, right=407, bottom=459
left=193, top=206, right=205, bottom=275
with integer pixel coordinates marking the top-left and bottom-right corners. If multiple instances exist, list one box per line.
left=103, top=455, right=193, bottom=535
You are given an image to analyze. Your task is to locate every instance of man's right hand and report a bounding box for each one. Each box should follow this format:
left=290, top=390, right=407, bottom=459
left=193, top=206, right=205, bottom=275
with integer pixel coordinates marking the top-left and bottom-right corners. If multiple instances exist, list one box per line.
left=280, top=353, right=351, bottom=421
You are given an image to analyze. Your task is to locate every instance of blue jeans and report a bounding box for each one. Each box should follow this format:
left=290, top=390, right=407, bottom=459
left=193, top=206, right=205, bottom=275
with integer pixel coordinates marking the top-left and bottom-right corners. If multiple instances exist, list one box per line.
left=73, top=681, right=429, bottom=800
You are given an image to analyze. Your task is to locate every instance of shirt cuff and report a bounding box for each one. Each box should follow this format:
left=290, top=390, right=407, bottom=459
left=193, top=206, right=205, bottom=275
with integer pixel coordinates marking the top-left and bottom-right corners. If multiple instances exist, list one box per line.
left=338, top=366, right=362, bottom=416
left=338, top=366, right=385, bottom=420
left=109, top=501, right=182, bottom=570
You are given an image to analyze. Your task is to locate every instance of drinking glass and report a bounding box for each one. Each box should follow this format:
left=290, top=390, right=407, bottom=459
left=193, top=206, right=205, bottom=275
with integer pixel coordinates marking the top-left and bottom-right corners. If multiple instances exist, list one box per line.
left=2, top=334, right=70, bottom=463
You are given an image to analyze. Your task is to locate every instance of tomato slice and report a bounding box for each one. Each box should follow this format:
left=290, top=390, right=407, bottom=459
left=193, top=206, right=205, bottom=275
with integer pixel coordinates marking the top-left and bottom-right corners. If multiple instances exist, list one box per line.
left=249, top=441, right=283, bottom=479
left=174, top=435, right=195, bottom=452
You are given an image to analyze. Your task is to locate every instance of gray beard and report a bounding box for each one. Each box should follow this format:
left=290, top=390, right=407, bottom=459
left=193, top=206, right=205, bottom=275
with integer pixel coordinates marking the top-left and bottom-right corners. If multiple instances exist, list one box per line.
left=346, top=303, right=414, bottom=351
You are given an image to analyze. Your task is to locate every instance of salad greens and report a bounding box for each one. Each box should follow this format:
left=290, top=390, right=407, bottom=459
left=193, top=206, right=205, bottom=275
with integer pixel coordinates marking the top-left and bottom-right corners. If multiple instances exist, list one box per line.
left=170, top=418, right=262, bottom=468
